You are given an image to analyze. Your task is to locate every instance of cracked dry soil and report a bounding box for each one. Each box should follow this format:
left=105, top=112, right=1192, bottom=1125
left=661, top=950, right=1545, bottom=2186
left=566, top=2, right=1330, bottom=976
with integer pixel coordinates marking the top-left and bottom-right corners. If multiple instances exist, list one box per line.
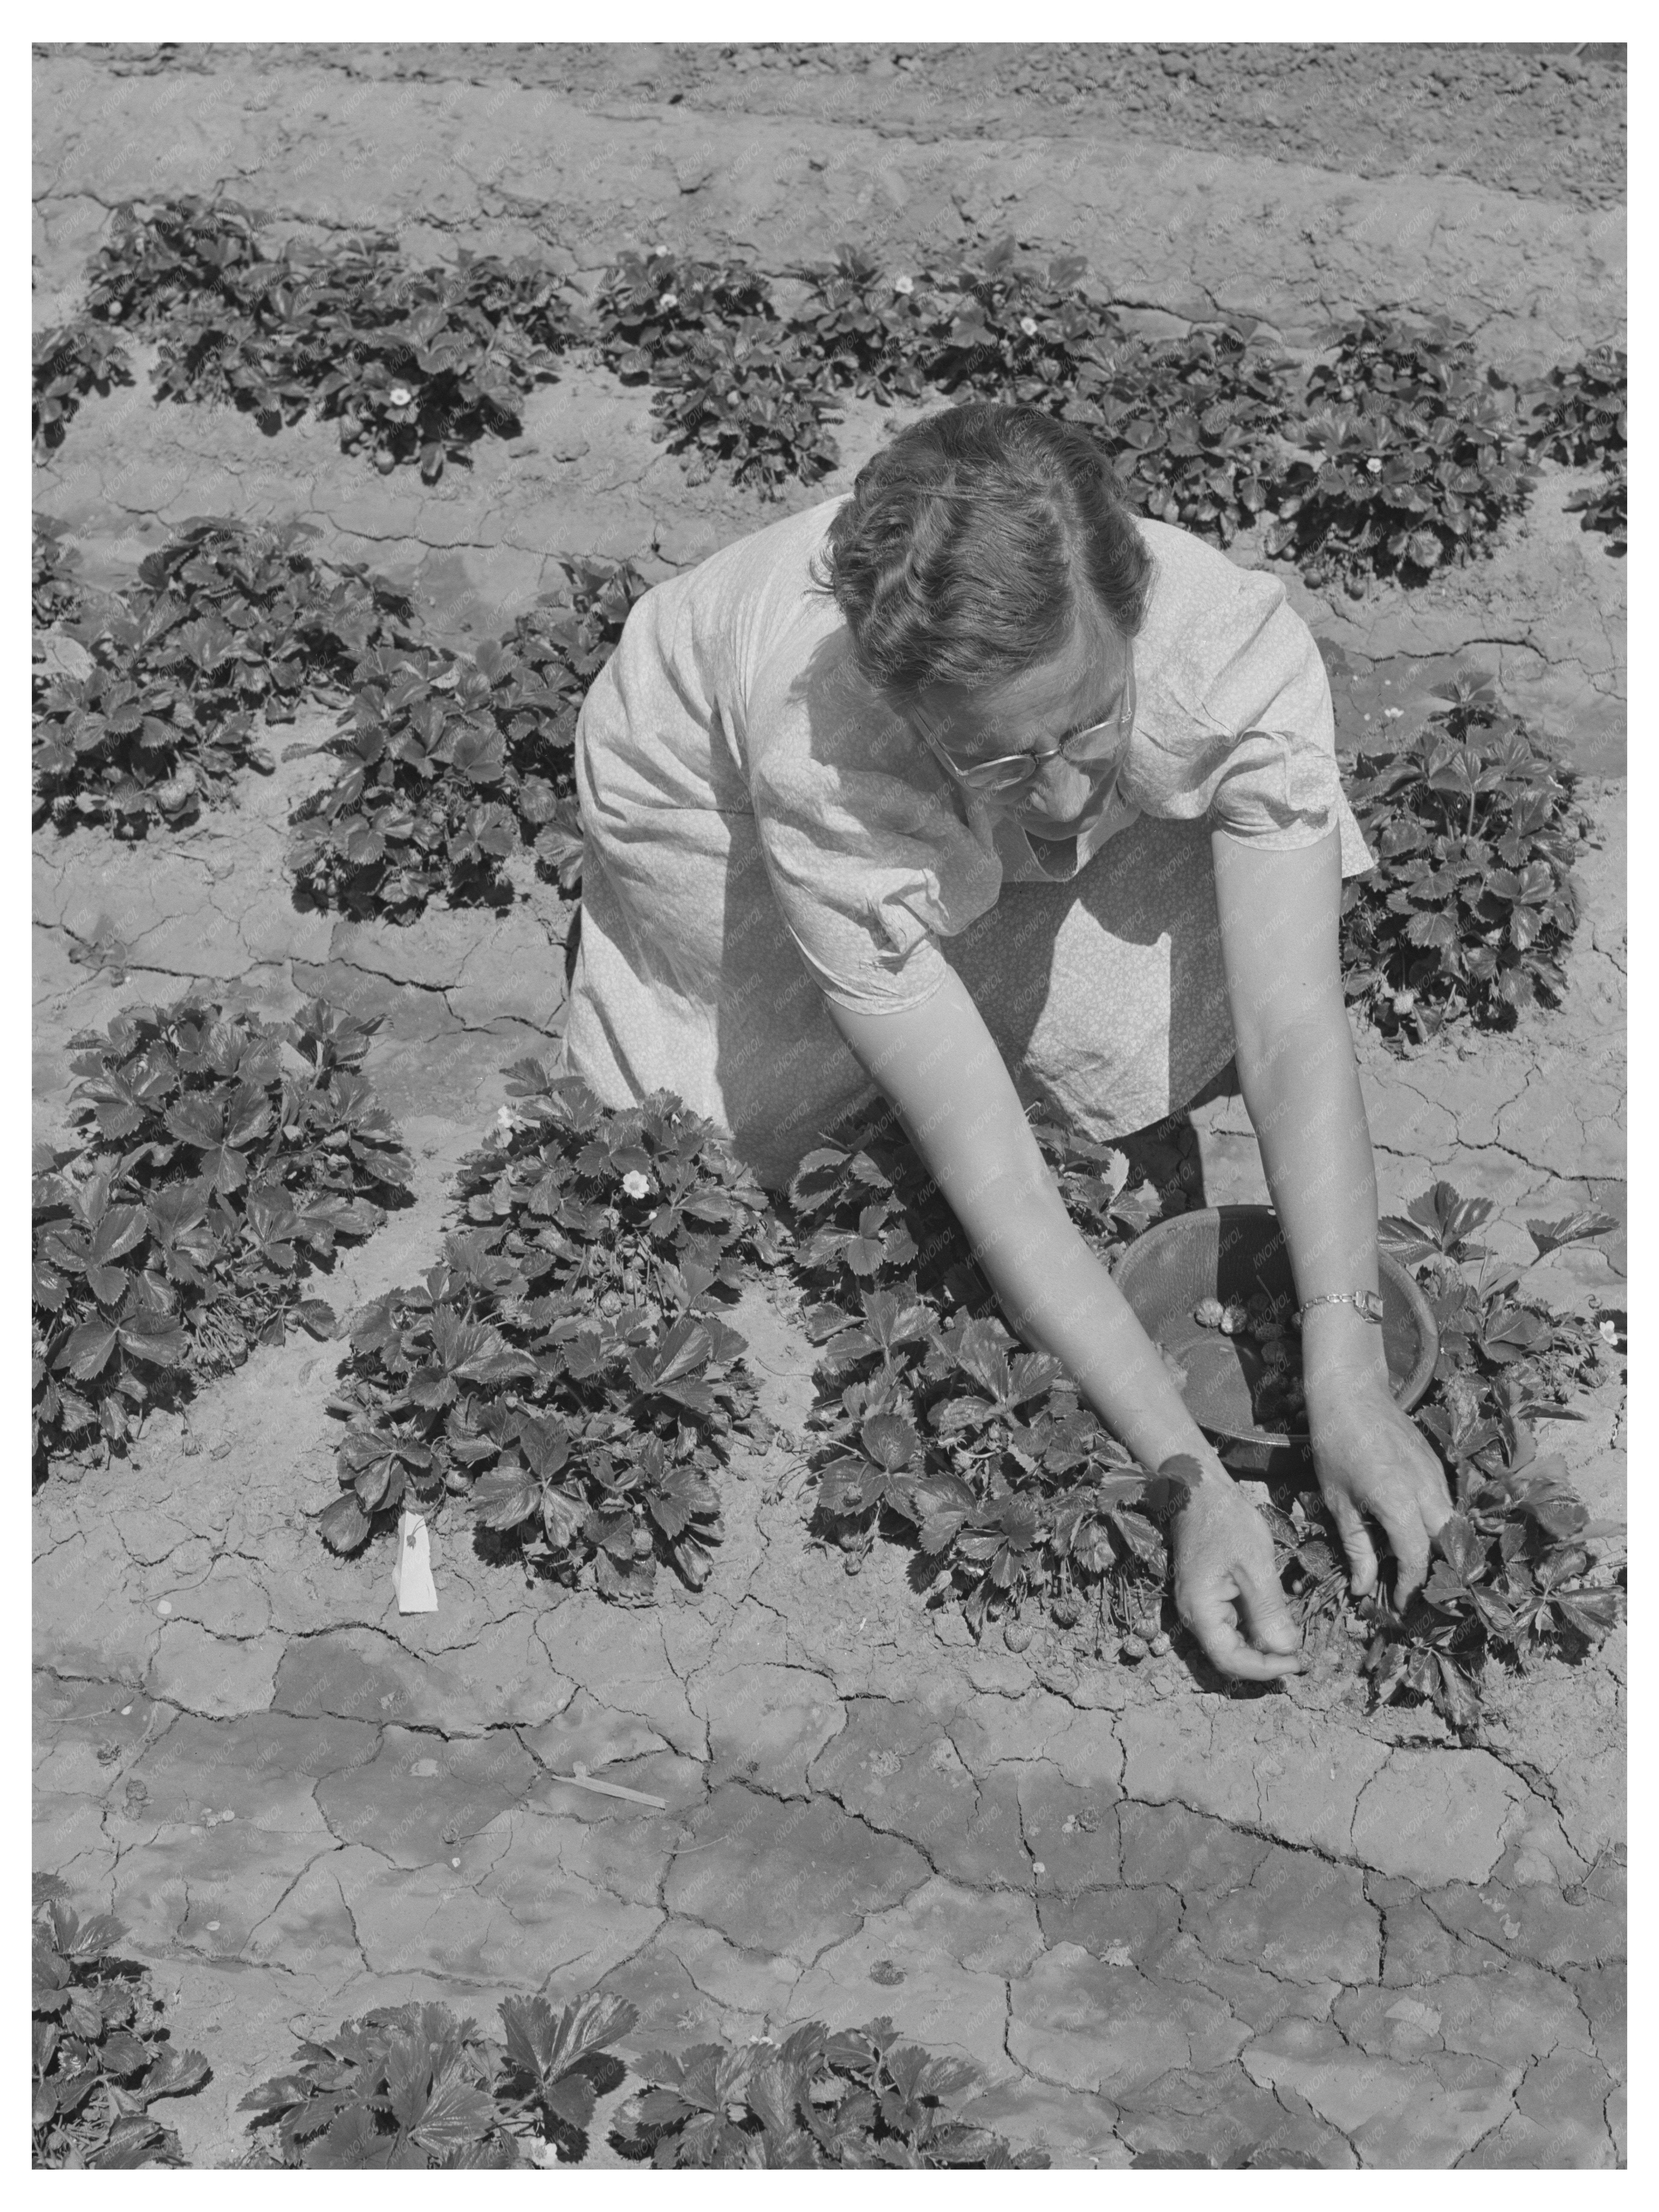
left=33, top=43, right=1624, bottom=2169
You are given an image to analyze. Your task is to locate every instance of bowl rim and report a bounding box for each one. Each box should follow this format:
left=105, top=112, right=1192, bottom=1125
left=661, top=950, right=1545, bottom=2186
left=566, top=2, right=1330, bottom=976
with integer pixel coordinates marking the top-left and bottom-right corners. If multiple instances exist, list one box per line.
left=1113, top=1203, right=1441, bottom=1447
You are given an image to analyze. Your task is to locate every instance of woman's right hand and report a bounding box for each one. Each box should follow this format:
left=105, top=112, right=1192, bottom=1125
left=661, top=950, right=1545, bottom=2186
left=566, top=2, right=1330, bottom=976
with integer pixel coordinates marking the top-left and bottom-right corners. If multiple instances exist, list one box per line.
left=1170, top=1464, right=1305, bottom=1682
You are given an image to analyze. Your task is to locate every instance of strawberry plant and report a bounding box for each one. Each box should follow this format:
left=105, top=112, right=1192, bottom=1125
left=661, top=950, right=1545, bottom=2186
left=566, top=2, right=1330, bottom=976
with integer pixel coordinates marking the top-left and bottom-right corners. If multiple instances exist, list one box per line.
left=288, top=554, right=647, bottom=919
left=786, top=1107, right=976, bottom=1307
left=613, top=2015, right=1046, bottom=2169
left=524, top=553, right=651, bottom=705
left=34, top=316, right=135, bottom=453
left=239, top=2002, right=518, bottom=2169
left=495, top=1990, right=637, bottom=2157
left=239, top=1990, right=636, bottom=2169
left=506, top=554, right=650, bottom=895
left=287, top=636, right=523, bottom=917
left=906, top=238, right=1118, bottom=409
left=131, top=513, right=421, bottom=697
left=1524, top=343, right=1627, bottom=556
left=80, top=197, right=584, bottom=477
left=784, top=1100, right=1190, bottom=1644
left=789, top=244, right=932, bottom=403
left=148, top=295, right=323, bottom=434
left=320, top=1064, right=787, bottom=1598
left=441, top=245, right=589, bottom=357
left=33, top=995, right=411, bottom=1474
left=807, top=1297, right=1191, bottom=1641
left=1338, top=669, right=1593, bottom=1039
left=1524, top=344, right=1626, bottom=470
left=33, top=513, right=86, bottom=628
left=650, top=321, right=843, bottom=495
left=156, top=236, right=561, bottom=479
left=1025, top=1113, right=1174, bottom=1245
left=33, top=1876, right=210, bottom=2169
left=266, top=243, right=568, bottom=480
left=1356, top=1444, right=1621, bottom=1735
left=600, top=239, right=1126, bottom=492
left=1266, top=308, right=1536, bottom=587
left=34, top=514, right=420, bottom=836
left=595, top=245, right=845, bottom=498
left=170, top=224, right=412, bottom=429
left=80, top=190, right=273, bottom=331
left=241, top=1995, right=1039, bottom=2171
left=786, top=1099, right=1171, bottom=1316
left=593, top=248, right=772, bottom=378
left=1068, top=323, right=1297, bottom=547
left=1256, top=1183, right=1620, bottom=1733
left=789, top=243, right=1294, bottom=540
left=1380, top=1182, right=1612, bottom=1404
left=1303, top=1180, right=1625, bottom=1732
left=1564, top=466, right=1627, bottom=556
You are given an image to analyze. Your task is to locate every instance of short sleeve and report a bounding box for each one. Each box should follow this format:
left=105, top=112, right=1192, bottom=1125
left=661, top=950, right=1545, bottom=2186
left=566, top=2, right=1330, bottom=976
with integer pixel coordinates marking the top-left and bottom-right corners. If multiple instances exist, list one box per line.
left=749, top=746, right=997, bottom=1014
left=1200, top=595, right=1347, bottom=849
left=1126, top=553, right=1374, bottom=879
left=739, top=621, right=1007, bottom=1016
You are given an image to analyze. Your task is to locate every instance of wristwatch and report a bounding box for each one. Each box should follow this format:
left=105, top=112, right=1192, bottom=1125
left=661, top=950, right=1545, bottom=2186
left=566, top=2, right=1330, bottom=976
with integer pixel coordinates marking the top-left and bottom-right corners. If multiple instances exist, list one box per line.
left=1293, top=1289, right=1385, bottom=1325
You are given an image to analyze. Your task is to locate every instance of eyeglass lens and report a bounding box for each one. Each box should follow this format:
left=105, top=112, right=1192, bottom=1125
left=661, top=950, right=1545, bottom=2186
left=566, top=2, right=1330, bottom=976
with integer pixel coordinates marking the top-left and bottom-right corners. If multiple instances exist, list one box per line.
left=964, top=682, right=1133, bottom=792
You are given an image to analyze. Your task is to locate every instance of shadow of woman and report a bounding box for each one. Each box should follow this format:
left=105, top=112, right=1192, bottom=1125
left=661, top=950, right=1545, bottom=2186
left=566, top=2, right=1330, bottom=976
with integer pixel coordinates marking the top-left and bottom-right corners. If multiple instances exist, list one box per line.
left=943, top=808, right=1245, bottom=1213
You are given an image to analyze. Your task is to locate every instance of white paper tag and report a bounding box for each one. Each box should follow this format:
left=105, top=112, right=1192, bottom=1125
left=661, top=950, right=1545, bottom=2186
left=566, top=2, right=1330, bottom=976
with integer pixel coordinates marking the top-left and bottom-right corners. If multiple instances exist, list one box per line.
left=395, top=1512, right=438, bottom=1613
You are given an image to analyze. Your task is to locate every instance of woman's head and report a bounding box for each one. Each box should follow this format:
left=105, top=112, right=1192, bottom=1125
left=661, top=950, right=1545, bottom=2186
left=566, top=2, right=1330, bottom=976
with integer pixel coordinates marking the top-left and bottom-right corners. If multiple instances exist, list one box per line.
left=820, top=402, right=1152, bottom=695
left=818, top=402, right=1153, bottom=830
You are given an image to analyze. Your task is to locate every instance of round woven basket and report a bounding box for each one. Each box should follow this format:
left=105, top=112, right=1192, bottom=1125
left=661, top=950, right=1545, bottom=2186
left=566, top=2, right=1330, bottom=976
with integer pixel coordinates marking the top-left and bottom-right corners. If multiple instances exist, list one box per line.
left=1112, top=1204, right=1439, bottom=1478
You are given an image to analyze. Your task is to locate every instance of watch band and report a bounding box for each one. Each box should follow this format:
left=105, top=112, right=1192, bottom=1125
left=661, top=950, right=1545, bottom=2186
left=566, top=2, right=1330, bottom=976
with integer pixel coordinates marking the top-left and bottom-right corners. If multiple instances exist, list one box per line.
left=1294, top=1289, right=1385, bottom=1325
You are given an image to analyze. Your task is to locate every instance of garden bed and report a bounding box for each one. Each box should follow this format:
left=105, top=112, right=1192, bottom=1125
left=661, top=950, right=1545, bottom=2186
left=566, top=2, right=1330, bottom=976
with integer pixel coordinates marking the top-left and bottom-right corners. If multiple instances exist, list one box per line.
left=33, top=44, right=1625, bottom=2171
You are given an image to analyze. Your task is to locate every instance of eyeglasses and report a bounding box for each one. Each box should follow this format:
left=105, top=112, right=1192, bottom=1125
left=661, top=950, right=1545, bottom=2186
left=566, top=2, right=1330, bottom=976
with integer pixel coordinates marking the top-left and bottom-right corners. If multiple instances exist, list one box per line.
left=916, top=653, right=1137, bottom=798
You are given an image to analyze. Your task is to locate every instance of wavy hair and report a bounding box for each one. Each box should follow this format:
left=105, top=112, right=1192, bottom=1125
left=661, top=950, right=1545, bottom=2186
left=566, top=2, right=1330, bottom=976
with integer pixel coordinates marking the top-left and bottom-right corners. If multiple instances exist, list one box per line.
left=816, top=402, right=1154, bottom=695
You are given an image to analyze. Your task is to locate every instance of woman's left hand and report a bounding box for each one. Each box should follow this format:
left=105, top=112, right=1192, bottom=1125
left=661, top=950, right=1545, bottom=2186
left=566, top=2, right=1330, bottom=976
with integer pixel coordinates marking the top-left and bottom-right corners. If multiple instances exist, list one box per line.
left=1306, top=1375, right=1454, bottom=1610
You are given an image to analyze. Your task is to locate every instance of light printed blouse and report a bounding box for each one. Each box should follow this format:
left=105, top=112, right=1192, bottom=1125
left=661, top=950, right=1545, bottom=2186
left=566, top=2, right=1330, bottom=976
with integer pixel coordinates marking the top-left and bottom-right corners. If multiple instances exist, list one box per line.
left=561, top=495, right=1373, bottom=1183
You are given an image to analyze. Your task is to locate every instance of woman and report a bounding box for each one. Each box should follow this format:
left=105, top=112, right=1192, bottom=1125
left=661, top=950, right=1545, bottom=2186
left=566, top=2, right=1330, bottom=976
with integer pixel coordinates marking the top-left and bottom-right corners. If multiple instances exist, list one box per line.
left=561, top=402, right=1451, bottom=1680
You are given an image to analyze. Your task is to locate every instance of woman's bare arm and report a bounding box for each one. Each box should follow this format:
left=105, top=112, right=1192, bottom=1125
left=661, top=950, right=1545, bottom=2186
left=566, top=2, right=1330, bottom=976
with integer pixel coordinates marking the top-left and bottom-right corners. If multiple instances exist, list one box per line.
left=1209, top=826, right=1387, bottom=1377
left=1211, top=825, right=1451, bottom=1603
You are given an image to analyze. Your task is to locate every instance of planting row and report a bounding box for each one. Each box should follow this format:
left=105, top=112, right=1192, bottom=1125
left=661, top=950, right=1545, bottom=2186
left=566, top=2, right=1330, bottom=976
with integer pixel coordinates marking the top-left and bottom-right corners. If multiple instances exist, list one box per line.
left=1339, top=667, right=1595, bottom=1043
left=34, top=509, right=1597, bottom=1044
left=33, top=510, right=640, bottom=919
left=319, top=1059, right=788, bottom=1596
left=31, top=996, right=412, bottom=1472
left=316, top=1047, right=1619, bottom=1740
left=31, top=984, right=1623, bottom=1737
left=777, top=1100, right=1621, bottom=1736
left=34, top=1879, right=1044, bottom=2170
left=29, top=997, right=794, bottom=1622
left=35, top=197, right=1626, bottom=573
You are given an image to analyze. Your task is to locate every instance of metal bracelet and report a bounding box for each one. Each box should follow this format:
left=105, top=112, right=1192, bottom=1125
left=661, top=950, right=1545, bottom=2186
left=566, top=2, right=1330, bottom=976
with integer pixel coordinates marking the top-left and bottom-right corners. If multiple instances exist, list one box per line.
left=1293, top=1289, right=1385, bottom=1325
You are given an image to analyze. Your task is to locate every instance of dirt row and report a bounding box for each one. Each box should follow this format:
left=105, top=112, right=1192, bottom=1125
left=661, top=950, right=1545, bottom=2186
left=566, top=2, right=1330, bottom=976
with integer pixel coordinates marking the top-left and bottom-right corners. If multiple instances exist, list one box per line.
left=33, top=53, right=1625, bottom=390
left=53, top=41, right=1628, bottom=211
left=33, top=1253, right=1628, bottom=2168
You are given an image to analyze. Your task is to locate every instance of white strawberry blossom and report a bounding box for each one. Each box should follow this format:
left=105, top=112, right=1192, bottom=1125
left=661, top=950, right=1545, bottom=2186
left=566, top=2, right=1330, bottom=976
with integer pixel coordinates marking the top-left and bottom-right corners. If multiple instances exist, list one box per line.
left=659, top=293, right=679, bottom=311
left=389, top=385, right=413, bottom=407
left=892, top=275, right=914, bottom=295
left=621, top=1169, right=652, bottom=1199
left=1019, top=315, right=1039, bottom=337
left=1366, top=457, right=1383, bottom=474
